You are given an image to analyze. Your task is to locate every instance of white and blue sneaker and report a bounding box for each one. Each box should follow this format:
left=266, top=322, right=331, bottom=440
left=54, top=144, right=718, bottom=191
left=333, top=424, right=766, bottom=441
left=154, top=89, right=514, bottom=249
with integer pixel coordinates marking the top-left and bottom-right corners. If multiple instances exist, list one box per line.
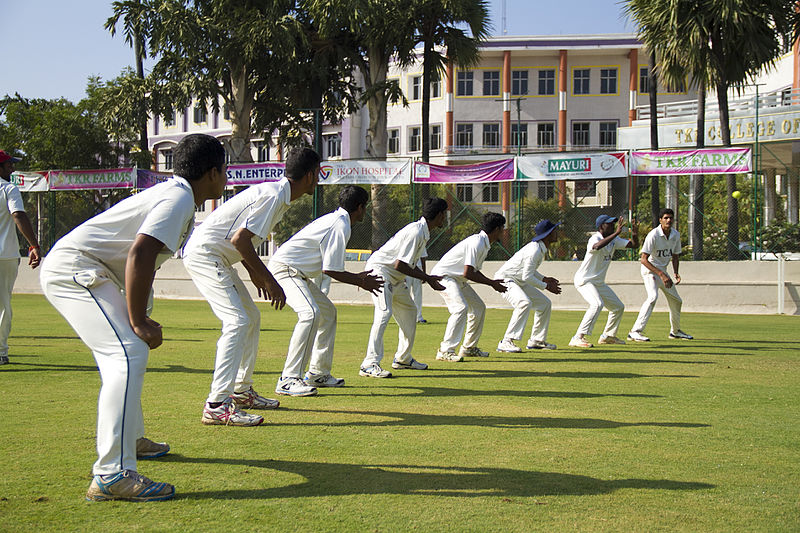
left=275, top=376, right=318, bottom=396
left=86, top=470, right=175, bottom=502
left=669, top=330, right=694, bottom=340
left=359, top=363, right=392, bottom=378
left=391, top=358, right=428, bottom=370
left=304, top=372, right=345, bottom=387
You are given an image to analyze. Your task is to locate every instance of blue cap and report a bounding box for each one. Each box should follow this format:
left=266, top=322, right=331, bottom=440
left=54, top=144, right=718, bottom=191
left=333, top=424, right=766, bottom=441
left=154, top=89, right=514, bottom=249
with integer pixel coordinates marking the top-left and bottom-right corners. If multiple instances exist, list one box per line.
left=532, top=219, right=561, bottom=242
left=595, top=214, right=618, bottom=229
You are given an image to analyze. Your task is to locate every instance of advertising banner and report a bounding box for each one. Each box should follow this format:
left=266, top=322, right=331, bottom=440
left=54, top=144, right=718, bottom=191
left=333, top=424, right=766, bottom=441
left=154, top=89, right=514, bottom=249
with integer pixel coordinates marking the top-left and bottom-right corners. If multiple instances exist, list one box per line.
left=226, top=163, right=286, bottom=185
left=136, top=169, right=172, bottom=189
left=413, top=159, right=515, bottom=183
left=10, top=171, right=49, bottom=192
left=517, top=152, right=627, bottom=181
left=49, top=168, right=136, bottom=190
left=319, top=160, right=411, bottom=185
left=630, top=147, right=752, bottom=175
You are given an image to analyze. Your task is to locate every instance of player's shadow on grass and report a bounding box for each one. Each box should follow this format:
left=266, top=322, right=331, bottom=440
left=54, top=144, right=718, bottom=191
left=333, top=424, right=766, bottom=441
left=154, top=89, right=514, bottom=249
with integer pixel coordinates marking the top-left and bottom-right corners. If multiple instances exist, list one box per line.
left=264, top=408, right=710, bottom=430
left=529, top=357, right=714, bottom=365
left=411, top=368, right=699, bottom=379
left=342, top=385, right=662, bottom=399
left=0, top=361, right=214, bottom=374
left=171, top=458, right=714, bottom=500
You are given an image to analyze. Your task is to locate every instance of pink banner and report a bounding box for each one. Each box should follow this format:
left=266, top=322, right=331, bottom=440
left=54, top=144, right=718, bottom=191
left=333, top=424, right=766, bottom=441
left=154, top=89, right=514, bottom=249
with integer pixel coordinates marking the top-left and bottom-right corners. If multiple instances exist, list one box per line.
left=630, top=148, right=752, bottom=176
left=48, top=168, right=136, bottom=190
left=226, top=163, right=285, bottom=185
left=136, top=169, right=172, bottom=189
left=413, top=159, right=515, bottom=183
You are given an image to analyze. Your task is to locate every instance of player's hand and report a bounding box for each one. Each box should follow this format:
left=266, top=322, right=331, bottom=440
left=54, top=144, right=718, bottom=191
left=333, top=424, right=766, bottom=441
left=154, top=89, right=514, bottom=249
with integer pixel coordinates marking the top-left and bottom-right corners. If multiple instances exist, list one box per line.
left=545, top=278, right=562, bottom=295
left=133, top=318, right=163, bottom=349
left=659, top=271, right=673, bottom=289
left=28, top=247, right=41, bottom=269
left=358, top=270, right=384, bottom=295
left=674, top=273, right=681, bottom=285
left=262, top=278, right=286, bottom=310
left=426, top=274, right=445, bottom=291
left=491, top=279, right=507, bottom=293
left=616, top=218, right=627, bottom=235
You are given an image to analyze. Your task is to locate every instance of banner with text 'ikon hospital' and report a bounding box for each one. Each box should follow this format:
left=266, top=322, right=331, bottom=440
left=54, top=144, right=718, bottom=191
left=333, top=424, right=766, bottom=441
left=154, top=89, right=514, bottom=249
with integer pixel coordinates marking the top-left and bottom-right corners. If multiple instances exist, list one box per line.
left=516, top=152, right=627, bottom=181
left=630, top=147, right=752, bottom=176
left=49, top=168, right=137, bottom=190
left=413, top=159, right=515, bottom=183
left=319, top=160, right=411, bottom=185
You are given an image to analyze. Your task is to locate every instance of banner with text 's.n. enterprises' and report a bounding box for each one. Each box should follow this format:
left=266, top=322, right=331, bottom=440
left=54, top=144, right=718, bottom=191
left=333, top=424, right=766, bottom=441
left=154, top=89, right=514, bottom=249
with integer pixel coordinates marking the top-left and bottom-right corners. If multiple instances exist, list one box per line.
left=630, top=147, right=752, bottom=176
left=48, top=168, right=137, bottom=190
left=413, top=159, right=515, bottom=183
left=516, top=152, right=627, bottom=181
left=226, top=163, right=286, bottom=185
left=11, top=171, right=49, bottom=192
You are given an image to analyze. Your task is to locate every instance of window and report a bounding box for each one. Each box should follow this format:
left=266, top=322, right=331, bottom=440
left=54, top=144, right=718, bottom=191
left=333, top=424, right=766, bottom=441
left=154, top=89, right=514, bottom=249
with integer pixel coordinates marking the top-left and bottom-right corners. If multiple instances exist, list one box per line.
left=456, top=184, right=473, bottom=202
left=511, top=123, right=528, bottom=148
left=600, top=68, right=617, bottom=94
left=482, top=123, right=500, bottom=149
left=162, top=149, right=173, bottom=171
left=482, top=183, right=499, bottom=203
left=575, top=180, right=597, bottom=197
left=574, top=69, right=590, bottom=94
left=164, top=109, right=176, bottom=127
left=538, top=69, right=555, bottom=95
left=388, top=129, right=400, bottom=154
left=483, top=70, right=500, bottom=96
left=512, top=181, right=528, bottom=202
left=429, top=125, right=441, bottom=151
left=411, top=75, right=422, bottom=100
left=325, top=134, right=342, bottom=158
left=409, top=127, right=421, bottom=152
left=639, top=67, right=650, bottom=93
left=538, top=181, right=555, bottom=200
left=666, top=78, right=687, bottom=93
left=537, top=123, right=555, bottom=148
left=512, top=70, right=528, bottom=96
left=457, top=70, right=473, bottom=96
left=572, top=122, right=590, bottom=146
left=599, top=122, right=617, bottom=147
left=254, top=141, right=269, bottom=162
left=456, top=123, right=473, bottom=148
left=193, top=103, right=207, bottom=124
left=430, top=78, right=441, bottom=98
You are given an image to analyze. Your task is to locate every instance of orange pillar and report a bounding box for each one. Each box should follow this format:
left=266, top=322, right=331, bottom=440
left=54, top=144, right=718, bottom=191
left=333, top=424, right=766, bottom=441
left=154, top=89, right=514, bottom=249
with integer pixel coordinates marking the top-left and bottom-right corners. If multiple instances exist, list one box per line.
left=557, top=49, right=568, bottom=208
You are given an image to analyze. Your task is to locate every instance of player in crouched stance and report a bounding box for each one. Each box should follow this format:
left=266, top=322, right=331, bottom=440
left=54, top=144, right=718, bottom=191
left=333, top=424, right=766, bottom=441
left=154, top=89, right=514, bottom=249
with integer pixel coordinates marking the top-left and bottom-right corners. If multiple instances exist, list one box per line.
left=627, top=208, right=693, bottom=342
left=495, top=219, right=562, bottom=353
left=40, top=134, right=227, bottom=501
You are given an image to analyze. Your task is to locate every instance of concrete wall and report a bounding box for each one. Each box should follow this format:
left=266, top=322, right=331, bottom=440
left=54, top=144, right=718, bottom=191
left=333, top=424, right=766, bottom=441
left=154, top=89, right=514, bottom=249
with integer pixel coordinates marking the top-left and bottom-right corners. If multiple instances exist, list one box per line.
left=15, top=258, right=800, bottom=315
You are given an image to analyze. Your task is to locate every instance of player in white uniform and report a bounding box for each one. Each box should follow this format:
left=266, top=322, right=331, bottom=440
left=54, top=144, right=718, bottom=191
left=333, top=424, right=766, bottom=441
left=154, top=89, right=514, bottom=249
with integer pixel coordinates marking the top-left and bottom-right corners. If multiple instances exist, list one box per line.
left=431, top=212, right=507, bottom=362
left=570, top=215, right=638, bottom=348
left=183, top=147, right=320, bottom=426
left=268, top=185, right=382, bottom=395
left=628, top=208, right=693, bottom=341
left=0, top=150, right=41, bottom=365
left=495, top=219, right=562, bottom=353
left=407, top=258, right=427, bottom=323
left=359, top=197, right=448, bottom=378
left=40, top=134, right=227, bottom=502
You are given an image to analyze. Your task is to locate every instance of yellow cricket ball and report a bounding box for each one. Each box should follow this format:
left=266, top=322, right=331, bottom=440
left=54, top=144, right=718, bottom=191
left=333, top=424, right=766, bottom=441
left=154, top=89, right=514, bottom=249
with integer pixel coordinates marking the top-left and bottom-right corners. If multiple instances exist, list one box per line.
left=732, top=190, right=741, bottom=199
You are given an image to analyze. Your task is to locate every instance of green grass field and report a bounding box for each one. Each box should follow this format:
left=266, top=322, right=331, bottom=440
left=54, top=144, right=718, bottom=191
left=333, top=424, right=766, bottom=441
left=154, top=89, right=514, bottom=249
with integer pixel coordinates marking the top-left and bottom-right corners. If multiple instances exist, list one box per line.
left=1, top=294, right=798, bottom=532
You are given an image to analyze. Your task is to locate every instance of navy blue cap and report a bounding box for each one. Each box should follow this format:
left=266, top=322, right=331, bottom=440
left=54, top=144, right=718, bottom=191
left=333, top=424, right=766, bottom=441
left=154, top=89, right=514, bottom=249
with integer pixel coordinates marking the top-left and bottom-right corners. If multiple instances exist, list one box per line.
left=532, top=219, right=561, bottom=242
left=595, top=214, right=618, bottom=229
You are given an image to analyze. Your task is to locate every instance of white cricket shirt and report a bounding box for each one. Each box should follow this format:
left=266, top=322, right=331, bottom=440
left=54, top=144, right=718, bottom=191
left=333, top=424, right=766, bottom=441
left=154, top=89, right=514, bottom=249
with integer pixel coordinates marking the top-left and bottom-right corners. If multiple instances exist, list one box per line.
left=573, top=232, right=629, bottom=286
left=269, top=207, right=351, bottom=279
left=184, top=178, right=291, bottom=264
left=639, top=225, right=681, bottom=274
left=431, top=230, right=490, bottom=279
left=50, top=177, right=196, bottom=284
left=495, top=240, right=548, bottom=290
left=366, top=217, right=429, bottom=284
left=0, top=180, right=25, bottom=259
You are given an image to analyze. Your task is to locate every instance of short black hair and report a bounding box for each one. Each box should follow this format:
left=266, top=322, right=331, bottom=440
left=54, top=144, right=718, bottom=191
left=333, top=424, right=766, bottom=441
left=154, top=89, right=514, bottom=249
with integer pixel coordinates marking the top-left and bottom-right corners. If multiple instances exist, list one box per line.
left=659, top=208, right=675, bottom=219
left=481, top=212, right=506, bottom=234
left=173, top=134, right=225, bottom=181
left=285, top=147, right=321, bottom=181
left=339, top=185, right=369, bottom=213
left=422, top=197, right=448, bottom=220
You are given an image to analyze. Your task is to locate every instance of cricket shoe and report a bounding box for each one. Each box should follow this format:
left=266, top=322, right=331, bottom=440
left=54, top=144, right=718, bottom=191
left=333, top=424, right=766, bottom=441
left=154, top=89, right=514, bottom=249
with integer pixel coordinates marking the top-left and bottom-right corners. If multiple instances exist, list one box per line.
left=359, top=363, right=392, bottom=378
left=275, top=376, right=318, bottom=396
left=202, top=398, right=264, bottom=426
left=0, top=355, right=8, bottom=365
left=391, top=358, right=428, bottom=370
left=496, top=339, right=521, bottom=353
left=527, top=340, right=557, bottom=350
left=136, top=437, right=170, bottom=459
left=86, top=470, right=175, bottom=502
left=627, top=331, right=650, bottom=342
left=435, top=350, right=463, bottom=362
left=230, top=387, right=280, bottom=409
left=598, top=335, right=626, bottom=345
left=417, top=318, right=428, bottom=324
left=304, top=372, right=346, bottom=387
left=669, top=330, right=694, bottom=340
left=568, top=336, right=593, bottom=348
left=459, top=345, right=489, bottom=358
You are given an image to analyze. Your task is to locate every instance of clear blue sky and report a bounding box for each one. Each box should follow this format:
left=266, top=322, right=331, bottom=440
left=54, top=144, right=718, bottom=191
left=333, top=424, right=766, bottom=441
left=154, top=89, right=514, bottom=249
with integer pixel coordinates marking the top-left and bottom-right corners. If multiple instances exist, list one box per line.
left=2, top=0, right=634, bottom=104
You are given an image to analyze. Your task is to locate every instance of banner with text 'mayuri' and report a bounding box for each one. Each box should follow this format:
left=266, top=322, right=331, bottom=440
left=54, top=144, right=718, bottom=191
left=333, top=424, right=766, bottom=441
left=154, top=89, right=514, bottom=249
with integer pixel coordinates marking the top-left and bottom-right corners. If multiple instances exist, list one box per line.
left=517, top=152, right=627, bottom=181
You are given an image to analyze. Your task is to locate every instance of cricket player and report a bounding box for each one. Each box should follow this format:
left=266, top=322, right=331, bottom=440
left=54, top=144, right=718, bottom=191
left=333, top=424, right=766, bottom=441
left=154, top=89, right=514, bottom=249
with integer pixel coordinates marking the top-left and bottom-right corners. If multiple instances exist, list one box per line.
left=431, top=212, right=507, bottom=362
left=628, top=208, right=693, bottom=341
left=359, top=197, right=449, bottom=378
left=408, top=259, right=427, bottom=323
left=569, top=215, right=638, bottom=348
left=183, top=147, right=320, bottom=427
left=40, top=134, right=227, bottom=502
left=268, top=185, right=382, bottom=395
left=495, top=219, right=562, bottom=353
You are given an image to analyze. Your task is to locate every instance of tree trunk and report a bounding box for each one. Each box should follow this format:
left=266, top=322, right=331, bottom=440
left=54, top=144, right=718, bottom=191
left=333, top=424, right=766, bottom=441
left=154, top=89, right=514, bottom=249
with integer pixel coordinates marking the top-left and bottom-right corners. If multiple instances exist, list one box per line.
left=648, top=52, right=660, bottom=227
left=133, top=32, right=150, bottom=167
left=692, top=84, right=706, bottom=260
left=716, top=80, right=739, bottom=259
left=364, top=45, right=390, bottom=250
left=229, top=65, right=254, bottom=164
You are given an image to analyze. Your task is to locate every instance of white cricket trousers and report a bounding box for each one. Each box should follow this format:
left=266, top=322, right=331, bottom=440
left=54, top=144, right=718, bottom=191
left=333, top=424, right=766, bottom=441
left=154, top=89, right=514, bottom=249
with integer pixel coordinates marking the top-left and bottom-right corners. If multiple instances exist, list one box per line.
left=631, top=272, right=682, bottom=333
left=362, top=267, right=417, bottom=368
left=40, top=250, right=147, bottom=475
left=269, top=261, right=336, bottom=378
left=438, top=276, right=485, bottom=353
left=575, top=281, right=625, bottom=338
left=500, top=278, right=552, bottom=344
left=0, top=258, right=19, bottom=356
left=183, top=253, right=261, bottom=404
left=408, top=276, right=424, bottom=321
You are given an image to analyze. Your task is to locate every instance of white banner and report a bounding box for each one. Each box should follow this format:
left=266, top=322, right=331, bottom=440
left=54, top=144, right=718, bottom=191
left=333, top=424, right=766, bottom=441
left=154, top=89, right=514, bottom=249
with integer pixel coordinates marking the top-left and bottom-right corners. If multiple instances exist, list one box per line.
left=11, top=171, right=49, bottom=192
left=318, top=160, right=411, bottom=185
left=517, top=152, right=627, bottom=180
